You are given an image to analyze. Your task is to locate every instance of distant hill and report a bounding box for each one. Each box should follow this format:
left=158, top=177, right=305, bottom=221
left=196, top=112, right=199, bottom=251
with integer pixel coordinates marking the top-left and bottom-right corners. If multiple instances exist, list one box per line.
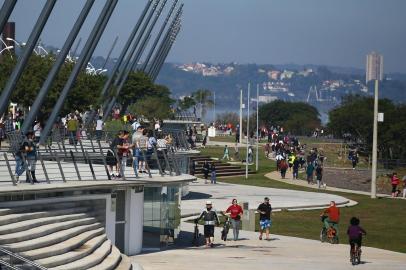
left=154, top=62, right=406, bottom=122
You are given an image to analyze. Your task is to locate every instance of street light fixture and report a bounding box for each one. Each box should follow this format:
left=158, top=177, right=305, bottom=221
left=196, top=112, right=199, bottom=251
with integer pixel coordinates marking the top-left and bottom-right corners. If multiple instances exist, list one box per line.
left=0, top=45, right=14, bottom=54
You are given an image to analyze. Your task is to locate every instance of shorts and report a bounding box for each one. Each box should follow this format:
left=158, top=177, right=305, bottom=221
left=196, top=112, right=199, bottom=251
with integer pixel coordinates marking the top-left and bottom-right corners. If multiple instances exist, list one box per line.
left=349, top=238, right=362, bottom=249
left=204, top=225, right=215, bottom=237
left=259, top=219, right=272, bottom=230
left=392, top=184, right=398, bottom=193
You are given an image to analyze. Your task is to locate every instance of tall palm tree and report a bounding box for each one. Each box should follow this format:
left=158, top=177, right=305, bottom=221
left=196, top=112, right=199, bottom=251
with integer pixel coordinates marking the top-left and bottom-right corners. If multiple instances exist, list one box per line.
left=192, top=89, right=213, bottom=120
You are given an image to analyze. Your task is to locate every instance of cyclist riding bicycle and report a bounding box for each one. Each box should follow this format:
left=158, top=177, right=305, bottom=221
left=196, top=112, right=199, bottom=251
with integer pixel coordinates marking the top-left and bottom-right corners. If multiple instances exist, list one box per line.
left=347, top=217, right=366, bottom=252
left=321, top=201, right=340, bottom=234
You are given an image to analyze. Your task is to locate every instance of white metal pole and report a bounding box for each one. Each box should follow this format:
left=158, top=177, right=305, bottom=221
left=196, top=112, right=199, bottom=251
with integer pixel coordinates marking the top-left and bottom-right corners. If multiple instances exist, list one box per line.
left=246, top=82, right=250, bottom=179
left=239, top=89, right=243, bottom=146
left=371, top=80, right=378, bottom=198
left=213, top=91, right=216, bottom=124
left=256, top=84, right=259, bottom=171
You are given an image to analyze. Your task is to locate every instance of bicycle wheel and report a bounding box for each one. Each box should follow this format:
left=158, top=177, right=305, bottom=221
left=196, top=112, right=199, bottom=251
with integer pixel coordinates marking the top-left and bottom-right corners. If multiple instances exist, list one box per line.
left=320, top=228, right=327, bottom=242
left=357, top=248, right=362, bottom=264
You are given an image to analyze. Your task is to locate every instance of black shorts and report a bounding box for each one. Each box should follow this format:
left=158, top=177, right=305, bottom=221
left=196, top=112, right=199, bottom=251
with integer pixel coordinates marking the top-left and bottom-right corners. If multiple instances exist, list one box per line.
left=392, top=184, right=398, bottom=193
left=349, top=238, right=362, bottom=248
left=204, top=225, right=215, bottom=238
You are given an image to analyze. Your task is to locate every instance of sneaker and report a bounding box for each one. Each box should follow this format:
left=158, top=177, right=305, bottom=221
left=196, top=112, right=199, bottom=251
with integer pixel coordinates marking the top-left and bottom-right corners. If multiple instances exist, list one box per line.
left=111, top=173, right=115, bottom=178
left=15, top=176, right=19, bottom=184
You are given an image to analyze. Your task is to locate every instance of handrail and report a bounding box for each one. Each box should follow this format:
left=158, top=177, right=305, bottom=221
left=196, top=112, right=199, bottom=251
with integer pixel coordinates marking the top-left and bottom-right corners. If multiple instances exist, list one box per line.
left=0, top=246, right=48, bottom=270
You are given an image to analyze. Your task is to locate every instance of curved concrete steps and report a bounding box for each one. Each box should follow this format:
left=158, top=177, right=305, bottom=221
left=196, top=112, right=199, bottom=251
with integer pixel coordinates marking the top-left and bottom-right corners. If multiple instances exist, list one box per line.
left=5, top=223, right=102, bottom=252
left=116, top=255, right=134, bottom=270
left=0, top=217, right=98, bottom=244
left=0, top=213, right=90, bottom=235
left=0, top=207, right=92, bottom=226
left=0, top=202, right=133, bottom=270
left=88, top=245, right=122, bottom=270
left=35, top=234, right=107, bottom=268
left=22, top=227, right=105, bottom=260
left=49, top=239, right=112, bottom=270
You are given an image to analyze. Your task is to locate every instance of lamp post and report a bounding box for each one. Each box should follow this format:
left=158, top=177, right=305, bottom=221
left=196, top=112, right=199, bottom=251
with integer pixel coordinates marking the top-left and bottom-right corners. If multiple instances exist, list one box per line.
left=371, top=80, right=379, bottom=198
left=256, top=84, right=259, bottom=172
left=246, top=82, right=250, bottom=179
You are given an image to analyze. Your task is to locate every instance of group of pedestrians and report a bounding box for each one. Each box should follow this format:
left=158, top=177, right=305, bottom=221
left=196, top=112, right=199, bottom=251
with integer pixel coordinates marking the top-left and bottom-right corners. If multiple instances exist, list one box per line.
left=107, top=126, right=168, bottom=179
left=202, top=160, right=217, bottom=184
left=195, top=197, right=272, bottom=247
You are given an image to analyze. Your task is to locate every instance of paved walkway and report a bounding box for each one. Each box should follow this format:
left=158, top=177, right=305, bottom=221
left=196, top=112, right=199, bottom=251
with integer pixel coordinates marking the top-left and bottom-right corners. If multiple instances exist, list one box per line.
left=135, top=221, right=406, bottom=270
left=181, top=178, right=355, bottom=217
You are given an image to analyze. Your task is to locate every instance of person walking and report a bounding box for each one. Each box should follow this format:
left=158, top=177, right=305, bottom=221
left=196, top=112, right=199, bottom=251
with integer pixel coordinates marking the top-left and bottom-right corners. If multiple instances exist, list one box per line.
left=390, top=172, right=400, bottom=198
left=316, top=165, right=324, bottom=189
left=66, top=114, right=79, bottom=145
left=221, top=145, right=230, bottom=161
left=117, top=131, right=130, bottom=178
left=257, top=197, right=272, bottom=240
left=279, top=159, right=288, bottom=179
left=196, top=201, right=220, bottom=248
left=225, top=199, right=243, bottom=241
left=95, top=116, right=104, bottom=141
left=23, top=132, right=39, bottom=183
left=306, top=162, right=315, bottom=184
left=210, top=162, right=217, bottom=184
left=33, top=121, right=42, bottom=143
left=202, top=160, right=210, bottom=184
left=292, top=157, right=300, bottom=180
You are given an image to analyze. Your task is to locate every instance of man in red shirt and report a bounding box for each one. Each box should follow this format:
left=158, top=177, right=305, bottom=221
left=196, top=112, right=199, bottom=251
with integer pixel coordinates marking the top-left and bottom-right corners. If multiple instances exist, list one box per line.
left=225, top=199, right=244, bottom=241
left=321, top=201, right=340, bottom=233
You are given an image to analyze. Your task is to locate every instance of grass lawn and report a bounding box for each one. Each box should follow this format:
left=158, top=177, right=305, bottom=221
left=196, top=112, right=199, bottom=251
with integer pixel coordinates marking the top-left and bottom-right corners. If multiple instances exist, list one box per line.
left=198, top=146, right=406, bottom=253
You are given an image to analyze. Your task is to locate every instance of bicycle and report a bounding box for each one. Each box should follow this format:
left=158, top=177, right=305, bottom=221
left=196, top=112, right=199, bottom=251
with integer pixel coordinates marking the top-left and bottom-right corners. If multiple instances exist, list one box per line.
left=350, top=242, right=362, bottom=265
left=221, top=217, right=231, bottom=241
left=320, top=216, right=339, bottom=244
left=192, top=220, right=201, bottom=246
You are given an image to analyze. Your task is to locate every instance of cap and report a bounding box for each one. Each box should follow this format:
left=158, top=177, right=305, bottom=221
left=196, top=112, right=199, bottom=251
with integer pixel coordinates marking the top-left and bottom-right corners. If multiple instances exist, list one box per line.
left=264, top=197, right=270, bottom=201
left=206, top=201, right=212, bottom=205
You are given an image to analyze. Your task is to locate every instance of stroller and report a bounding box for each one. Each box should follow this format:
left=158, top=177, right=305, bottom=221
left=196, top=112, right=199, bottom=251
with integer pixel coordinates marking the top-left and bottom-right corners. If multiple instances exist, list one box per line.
left=221, top=217, right=231, bottom=241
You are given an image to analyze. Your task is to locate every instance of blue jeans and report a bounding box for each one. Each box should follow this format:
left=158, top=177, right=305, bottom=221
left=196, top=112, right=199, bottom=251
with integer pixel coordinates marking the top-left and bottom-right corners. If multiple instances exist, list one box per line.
left=133, top=149, right=139, bottom=173
left=15, top=156, right=25, bottom=176
left=211, top=171, right=216, bottom=184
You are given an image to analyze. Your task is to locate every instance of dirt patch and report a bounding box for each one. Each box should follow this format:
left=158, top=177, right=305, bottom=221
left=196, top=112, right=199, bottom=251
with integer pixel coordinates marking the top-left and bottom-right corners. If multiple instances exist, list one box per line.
left=323, top=168, right=394, bottom=194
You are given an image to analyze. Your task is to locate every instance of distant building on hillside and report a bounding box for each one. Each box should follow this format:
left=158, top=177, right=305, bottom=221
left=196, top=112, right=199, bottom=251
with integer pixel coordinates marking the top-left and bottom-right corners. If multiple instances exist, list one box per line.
left=280, top=70, right=295, bottom=80
left=366, top=52, right=383, bottom=83
left=267, top=70, right=281, bottom=80
left=259, top=95, right=278, bottom=103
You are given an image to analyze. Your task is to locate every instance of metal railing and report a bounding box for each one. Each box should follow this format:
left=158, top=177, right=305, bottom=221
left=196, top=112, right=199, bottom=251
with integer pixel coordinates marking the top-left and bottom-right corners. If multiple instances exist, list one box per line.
left=0, top=131, right=187, bottom=186
left=0, top=247, right=47, bottom=270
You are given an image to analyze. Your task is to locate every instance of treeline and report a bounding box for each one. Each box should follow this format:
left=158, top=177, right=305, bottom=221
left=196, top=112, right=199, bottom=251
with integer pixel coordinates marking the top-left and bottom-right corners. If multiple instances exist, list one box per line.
left=0, top=53, right=173, bottom=121
left=328, top=95, right=406, bottom=160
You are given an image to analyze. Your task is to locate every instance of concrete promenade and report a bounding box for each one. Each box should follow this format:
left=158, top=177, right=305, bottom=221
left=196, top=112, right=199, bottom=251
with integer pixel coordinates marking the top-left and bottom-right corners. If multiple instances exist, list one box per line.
left=181, top=178, right=355, bottom=217
left=135, top=221, right=406, bottom=270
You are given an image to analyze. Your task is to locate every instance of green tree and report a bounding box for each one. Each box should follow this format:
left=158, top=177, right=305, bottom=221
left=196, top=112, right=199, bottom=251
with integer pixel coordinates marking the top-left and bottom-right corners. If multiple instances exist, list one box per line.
left=128, top=96, right=172, bottom=121
left=178, top=95, right=196, bottom=111
left=328, top=95, right=406, bottom=159
left=259, top=100, right=320, bottom=135
left=192, top=89, right=213, bottom=119
left=117, top=71, right=173, bottom=113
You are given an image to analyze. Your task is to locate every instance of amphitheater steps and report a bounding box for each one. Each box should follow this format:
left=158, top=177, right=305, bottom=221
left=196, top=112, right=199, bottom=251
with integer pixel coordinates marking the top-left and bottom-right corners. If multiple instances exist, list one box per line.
left=0, top=203, right=133, bottom=270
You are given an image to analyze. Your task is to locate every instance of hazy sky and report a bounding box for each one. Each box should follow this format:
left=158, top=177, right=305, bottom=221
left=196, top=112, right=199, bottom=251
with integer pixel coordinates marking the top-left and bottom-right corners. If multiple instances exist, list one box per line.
left=4, top=0, right=406, bottom=72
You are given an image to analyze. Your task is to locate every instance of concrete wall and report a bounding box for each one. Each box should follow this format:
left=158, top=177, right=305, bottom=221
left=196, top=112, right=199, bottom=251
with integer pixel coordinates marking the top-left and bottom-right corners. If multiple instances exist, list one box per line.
left=125, top=188, right=144, bottom=255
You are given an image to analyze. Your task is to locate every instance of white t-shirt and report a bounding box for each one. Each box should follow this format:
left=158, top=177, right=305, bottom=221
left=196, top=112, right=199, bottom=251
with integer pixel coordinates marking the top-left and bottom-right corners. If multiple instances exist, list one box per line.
left=33, top=123, right=41, bottom=137
left=131, top=121, right=140, bottom=131
left=96, top=119, right=103, bottom=131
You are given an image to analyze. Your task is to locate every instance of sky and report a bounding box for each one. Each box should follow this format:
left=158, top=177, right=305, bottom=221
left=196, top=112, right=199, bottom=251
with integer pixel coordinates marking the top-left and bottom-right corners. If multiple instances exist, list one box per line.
left=3, top=0, right=406, bottom=73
